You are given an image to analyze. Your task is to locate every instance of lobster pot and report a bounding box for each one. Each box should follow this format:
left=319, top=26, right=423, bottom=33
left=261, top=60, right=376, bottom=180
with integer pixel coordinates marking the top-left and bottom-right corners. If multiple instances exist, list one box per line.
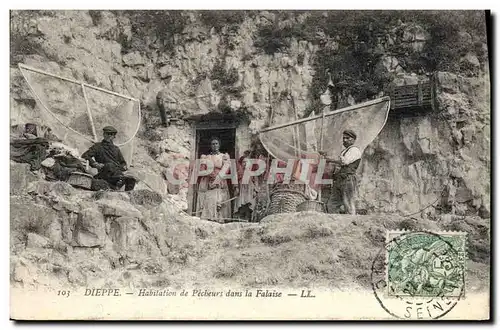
left=297, top=200, right=325, bottom=212
left=267, top=189, right=307, bottom=215
left=67, top=172, right=93, bottom=190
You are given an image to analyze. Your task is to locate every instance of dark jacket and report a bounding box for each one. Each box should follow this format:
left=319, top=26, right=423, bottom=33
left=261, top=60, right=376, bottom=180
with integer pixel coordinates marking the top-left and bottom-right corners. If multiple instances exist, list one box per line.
left=82, top=140, right=127, bottom=171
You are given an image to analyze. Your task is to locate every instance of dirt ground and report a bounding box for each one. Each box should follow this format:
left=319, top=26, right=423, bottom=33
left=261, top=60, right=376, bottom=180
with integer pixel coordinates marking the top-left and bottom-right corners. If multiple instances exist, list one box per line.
left=76, top=212, right=488, bottom=293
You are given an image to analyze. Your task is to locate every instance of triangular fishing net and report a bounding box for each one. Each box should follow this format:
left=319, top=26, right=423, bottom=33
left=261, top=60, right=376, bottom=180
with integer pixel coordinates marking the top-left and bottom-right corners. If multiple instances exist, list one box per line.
left=18, top=64, right=141, bottom=165
left=84, top=88, right=140, bottom=163
left=259, top=97, right=391, bottom=163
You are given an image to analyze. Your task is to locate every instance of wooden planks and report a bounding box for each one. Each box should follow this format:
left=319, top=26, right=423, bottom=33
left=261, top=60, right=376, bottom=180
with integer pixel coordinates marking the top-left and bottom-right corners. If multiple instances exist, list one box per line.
left=389, top=80, right=436, bottom=111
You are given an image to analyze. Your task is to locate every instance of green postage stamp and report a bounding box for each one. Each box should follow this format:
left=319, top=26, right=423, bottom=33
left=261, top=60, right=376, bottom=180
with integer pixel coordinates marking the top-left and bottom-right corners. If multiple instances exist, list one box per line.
left=386, top=231, right=467, bottom=298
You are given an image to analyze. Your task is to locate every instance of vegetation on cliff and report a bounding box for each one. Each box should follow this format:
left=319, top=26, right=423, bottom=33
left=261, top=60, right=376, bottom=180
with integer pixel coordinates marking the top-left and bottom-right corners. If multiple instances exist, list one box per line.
left=251, top=11, right=488, bottom=106
left=9, top=10, right=490, bottom=293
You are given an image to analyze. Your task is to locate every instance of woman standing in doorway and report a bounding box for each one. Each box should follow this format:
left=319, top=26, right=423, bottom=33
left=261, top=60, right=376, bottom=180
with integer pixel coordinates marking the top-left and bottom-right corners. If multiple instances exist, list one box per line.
left=197, top=137, right=232, bottom=223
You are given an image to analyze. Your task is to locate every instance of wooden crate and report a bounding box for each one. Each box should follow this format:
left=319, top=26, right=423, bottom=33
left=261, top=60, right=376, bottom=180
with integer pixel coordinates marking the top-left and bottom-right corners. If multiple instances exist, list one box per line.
left=389, top=75, right=437, bottom=113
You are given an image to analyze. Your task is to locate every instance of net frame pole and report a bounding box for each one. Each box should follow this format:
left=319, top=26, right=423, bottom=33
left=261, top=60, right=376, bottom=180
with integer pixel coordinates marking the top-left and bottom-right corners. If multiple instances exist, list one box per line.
left=290, top=92, right=302, bottom=185
left=318, top=105, right=327, bottom=202
left=319, top=71, right=332, bottom=153
left=18, top=65, right=95, bottom=144
left=260, top=97, right=390, bottom=133
left=81, top=83, right=98, bottom=142
left=18, top=63, right=142, bottom=147
left=18, top=63, right=139, bottom=101
left=265, top=86, right=273, bottom=216
left=319, top=105, right=328, bottom=151
left=291, top=95, right=299, bottom=158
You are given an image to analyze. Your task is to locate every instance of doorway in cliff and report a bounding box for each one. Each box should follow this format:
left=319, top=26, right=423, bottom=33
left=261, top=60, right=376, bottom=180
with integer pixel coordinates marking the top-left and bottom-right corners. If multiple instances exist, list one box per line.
left=188, top=122, right=237, bottom=217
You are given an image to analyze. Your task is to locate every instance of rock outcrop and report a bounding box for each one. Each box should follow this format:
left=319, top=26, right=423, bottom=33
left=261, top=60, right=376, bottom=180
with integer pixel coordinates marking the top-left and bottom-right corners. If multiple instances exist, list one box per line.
left=359, top=71, right=490, bottom=217
left=10, top=160, right=490, bottom=291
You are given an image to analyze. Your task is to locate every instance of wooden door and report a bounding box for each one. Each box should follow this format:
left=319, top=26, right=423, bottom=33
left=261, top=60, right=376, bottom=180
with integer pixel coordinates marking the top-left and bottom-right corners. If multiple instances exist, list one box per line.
left=187, top=123, right=237, bottom=216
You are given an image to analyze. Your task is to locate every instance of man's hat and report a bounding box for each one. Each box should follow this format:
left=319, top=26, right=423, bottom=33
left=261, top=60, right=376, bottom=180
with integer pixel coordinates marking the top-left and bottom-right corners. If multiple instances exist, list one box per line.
left=103, top=126, right=118, bottom=134
left=343, top=129, right=357, bottom=139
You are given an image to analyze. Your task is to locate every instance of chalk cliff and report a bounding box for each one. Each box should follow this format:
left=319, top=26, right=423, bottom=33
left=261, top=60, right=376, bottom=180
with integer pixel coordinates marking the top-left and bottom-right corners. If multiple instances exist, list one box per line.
left=10, top=10, right=490, bottom=290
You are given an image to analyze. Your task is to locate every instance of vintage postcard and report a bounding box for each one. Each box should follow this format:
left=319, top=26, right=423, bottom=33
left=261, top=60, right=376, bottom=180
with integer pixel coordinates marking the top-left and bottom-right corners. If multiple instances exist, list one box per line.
left=9, top=10, right=490, bottom=320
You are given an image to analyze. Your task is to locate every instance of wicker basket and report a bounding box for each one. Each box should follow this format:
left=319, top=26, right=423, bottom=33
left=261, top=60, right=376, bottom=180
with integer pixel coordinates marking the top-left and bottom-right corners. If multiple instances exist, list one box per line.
left=297, top=200, right=325, bottom=213
left=267, top=189, right=308, bottom=215
left=67, top=172, right=93, bottom=190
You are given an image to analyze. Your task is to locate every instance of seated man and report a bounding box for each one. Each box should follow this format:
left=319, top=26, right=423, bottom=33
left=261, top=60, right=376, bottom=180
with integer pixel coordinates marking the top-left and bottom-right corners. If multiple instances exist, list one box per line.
left=81, top=126, right=136, bottom=191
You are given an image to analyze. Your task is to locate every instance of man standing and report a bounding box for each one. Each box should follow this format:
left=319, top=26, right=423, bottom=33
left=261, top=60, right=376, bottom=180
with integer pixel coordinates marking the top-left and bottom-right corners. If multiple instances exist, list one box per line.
left=82, top=126, right=136, bottom=191
left=321, top=129, right=362, bottom=215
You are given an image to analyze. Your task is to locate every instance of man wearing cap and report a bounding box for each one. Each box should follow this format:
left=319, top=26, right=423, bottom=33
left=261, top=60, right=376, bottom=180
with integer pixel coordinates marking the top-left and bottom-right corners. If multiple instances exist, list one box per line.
left=320, top=129, right=361, bottom=215
left=82, top=126, right=136, bottom=191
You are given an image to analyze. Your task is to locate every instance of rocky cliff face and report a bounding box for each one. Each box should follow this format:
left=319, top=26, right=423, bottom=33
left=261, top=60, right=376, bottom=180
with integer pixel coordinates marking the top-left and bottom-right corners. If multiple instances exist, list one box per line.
left=359, top=71, right=490, bottom=217
left=10, top=10, right=490, bottom=217
left=10, top=161, right=490, bottom=290
left=10, top=10, right=490, bottom=289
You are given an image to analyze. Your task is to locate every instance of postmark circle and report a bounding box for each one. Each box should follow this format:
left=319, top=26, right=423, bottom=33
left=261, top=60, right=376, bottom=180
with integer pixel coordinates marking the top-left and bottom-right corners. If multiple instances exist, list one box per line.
left=371, top=230, right=466, bottom=320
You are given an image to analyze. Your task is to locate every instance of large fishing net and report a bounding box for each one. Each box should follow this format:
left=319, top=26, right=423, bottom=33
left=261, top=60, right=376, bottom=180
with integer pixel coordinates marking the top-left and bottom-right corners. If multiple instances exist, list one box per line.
left=18, top=64, right=141, bottom=165
left=259, top=96, right=391, bottom=168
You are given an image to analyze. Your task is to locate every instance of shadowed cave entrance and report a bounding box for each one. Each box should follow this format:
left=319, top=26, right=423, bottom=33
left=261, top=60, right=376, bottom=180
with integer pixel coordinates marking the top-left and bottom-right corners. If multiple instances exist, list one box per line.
left=189, top=123, right=237, bottom=217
